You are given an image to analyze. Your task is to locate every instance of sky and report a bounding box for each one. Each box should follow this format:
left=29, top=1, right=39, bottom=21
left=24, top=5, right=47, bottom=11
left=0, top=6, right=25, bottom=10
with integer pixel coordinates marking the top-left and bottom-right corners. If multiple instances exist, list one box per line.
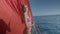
left=29, top=0, right=60, bottom=16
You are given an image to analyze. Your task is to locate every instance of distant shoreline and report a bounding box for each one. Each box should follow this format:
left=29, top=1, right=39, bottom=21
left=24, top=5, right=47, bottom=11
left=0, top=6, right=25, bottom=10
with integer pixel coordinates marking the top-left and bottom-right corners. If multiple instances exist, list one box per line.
left=33, top=14, right=60, bottom=17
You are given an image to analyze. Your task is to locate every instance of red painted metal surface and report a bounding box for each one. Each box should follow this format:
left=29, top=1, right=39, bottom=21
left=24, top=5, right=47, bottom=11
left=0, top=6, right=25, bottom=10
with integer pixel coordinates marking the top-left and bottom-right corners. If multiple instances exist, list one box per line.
left=0, top=0, right=32, bottom=34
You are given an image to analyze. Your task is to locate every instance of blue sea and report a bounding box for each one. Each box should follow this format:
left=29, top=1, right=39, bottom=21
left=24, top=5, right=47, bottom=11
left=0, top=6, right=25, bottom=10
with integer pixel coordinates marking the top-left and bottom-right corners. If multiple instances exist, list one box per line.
left=32, top=15, right=60, bottom=34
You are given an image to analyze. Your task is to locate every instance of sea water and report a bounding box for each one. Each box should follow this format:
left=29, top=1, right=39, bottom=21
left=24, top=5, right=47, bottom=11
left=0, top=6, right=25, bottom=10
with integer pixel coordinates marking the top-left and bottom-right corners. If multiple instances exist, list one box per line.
left=32, top=15, right=60, bottom=34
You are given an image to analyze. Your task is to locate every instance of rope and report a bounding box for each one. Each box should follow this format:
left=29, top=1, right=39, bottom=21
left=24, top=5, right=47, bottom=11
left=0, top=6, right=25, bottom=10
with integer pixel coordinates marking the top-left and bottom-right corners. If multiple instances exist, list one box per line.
left=32, top=22, right=42, bottom=34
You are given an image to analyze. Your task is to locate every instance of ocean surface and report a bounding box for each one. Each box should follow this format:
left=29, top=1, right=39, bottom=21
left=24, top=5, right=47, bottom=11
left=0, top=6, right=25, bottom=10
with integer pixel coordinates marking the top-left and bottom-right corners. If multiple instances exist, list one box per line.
left=32, top=15, right=60, bottom=34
